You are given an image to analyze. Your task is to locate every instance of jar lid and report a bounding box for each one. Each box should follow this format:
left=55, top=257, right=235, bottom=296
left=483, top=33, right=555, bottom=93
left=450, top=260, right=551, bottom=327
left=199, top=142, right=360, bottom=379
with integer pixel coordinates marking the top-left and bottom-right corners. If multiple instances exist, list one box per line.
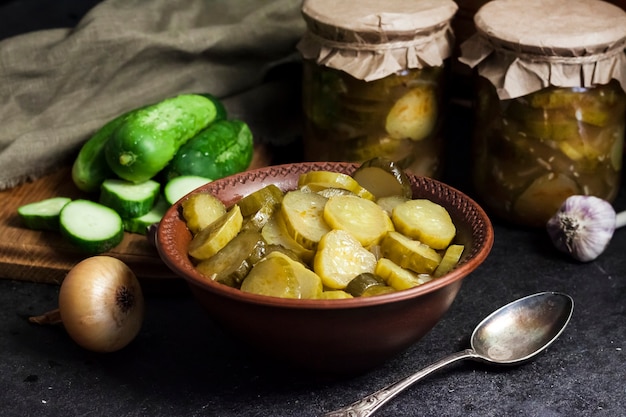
left=459, top=0, right=626, bottom=99
left=297, top=0, right=458, bottom=81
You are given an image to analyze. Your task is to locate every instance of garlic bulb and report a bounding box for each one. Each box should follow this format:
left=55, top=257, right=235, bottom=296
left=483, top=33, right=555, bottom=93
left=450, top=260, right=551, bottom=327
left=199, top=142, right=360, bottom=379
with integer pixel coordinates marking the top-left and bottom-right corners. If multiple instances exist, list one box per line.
left=546, top=195, right=626, bottom=262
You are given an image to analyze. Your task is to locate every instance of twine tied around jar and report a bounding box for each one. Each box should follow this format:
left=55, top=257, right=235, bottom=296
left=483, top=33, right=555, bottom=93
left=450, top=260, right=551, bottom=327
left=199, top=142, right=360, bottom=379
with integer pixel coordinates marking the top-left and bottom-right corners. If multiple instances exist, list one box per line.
left=460, top=33, right=626, bottom=100
left=297, top=0, right=458, bottom=82
left=458, top=0, right=626, bottom=99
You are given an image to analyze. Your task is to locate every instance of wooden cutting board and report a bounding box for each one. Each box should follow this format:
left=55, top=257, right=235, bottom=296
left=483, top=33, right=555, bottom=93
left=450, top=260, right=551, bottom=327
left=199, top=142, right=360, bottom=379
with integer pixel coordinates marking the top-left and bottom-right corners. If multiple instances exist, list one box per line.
left=0, top=145, right=272, bottom=288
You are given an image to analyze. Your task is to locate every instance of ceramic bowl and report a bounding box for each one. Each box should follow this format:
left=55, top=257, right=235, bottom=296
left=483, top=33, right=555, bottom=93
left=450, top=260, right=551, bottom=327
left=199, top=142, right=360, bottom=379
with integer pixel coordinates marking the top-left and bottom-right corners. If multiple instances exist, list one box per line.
left=156, top=162, right=494, bottom=375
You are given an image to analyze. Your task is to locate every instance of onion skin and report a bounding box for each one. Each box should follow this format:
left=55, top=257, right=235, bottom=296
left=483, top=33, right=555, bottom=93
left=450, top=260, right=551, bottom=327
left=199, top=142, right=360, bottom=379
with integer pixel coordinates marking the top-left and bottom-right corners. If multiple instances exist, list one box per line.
left=58, top=256, right=144, bottom=352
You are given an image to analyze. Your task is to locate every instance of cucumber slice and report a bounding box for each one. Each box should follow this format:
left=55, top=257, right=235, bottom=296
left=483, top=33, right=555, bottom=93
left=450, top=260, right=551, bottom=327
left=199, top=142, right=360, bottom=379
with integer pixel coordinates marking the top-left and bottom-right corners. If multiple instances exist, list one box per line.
left=59, top=200, right=124, bottom=254
left=164, top=175, right=212, bottom=205
left=280, top=190, right=331, bottom=251
left=260, top=214, right=315, bottom=264
left=17, top=197, right=72, bottom=231
left=380, top=231, right=442, bottom=274
left=123, top=196, right=169, bottom=234
left=241, top=200, right=280, bottom=232
left=195, top=229, right=267, bottom=287
left=99, top=178, right=161, bottom=218
left=188, top=205, right=243, bottom=260
left=237, top=184, right=284, bottom=217
left=361, top=284, right=396, bottom=297
left=376, top=195, right=410, bottom=217
left=319, top=290, right=354, bottom=299
left=433, top=244, right=465, bottom=278
left=352, top=157, right=413, bottom=199
left=323, top=194, right=392, bottom=247
left=241, top=251, right=322, bottom=299
left=385, top=84, right=437, bottom=141
left=375, top=257, right=433, bottom=291
left=297, top=171, right=375, bottom=201
left=391, top=199, right=456, bottom=250
left=345, top=272, right=387, bottom=297
left=313, top=229, right=377, bottom=290
left=181, top=192, right=226, bottom=235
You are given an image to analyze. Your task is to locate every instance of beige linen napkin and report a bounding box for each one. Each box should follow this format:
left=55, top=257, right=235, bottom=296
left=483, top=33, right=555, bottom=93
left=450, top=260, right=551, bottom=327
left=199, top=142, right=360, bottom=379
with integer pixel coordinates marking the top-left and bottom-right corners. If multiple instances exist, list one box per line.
left=0, top=0, right=305, bottom=190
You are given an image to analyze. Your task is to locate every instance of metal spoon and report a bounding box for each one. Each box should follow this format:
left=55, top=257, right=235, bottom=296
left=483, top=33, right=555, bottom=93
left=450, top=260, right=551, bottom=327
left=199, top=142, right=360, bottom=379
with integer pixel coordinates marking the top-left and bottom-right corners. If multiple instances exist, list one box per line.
left=322, top=291, right=574, bottom=417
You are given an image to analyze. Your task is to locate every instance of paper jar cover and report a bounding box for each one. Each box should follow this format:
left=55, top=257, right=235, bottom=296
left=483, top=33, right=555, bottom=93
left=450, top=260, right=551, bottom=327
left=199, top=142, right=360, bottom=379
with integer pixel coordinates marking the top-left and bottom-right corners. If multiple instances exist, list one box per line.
left=458, top=0, right=626, bottom=99
left=297, top=0, right=458, bottom=81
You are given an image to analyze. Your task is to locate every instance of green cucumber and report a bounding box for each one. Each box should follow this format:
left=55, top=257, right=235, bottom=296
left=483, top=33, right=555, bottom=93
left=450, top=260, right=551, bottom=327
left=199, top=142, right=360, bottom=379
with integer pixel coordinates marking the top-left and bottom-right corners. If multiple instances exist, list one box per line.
left=105, top=94, right=221, bottom=183
left=17, top=197, right=72, bottom=231
left=123, top=196, right=169, bottom=234
left=59, top=200, right=124, bottom=254
left=71, top=110, right=137, bottom=193
left=164, top=175, right=212, bottom=205
left=99, top=178, right=161, bottom=218
left=198, top=93, right=228, bottom=122
left=164, top=119, right=253, bottom=181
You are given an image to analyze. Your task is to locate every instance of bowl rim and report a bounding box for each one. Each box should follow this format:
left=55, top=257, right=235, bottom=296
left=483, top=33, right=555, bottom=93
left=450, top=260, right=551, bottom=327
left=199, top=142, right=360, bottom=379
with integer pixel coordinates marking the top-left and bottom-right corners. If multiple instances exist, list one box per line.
left=156, top=162, right=494, bottom=310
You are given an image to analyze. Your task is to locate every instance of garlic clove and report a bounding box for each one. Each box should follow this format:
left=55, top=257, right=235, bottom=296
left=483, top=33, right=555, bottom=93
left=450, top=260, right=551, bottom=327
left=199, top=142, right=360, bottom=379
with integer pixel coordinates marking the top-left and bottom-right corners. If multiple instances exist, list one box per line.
left=546, top=195, right=616, bottom=262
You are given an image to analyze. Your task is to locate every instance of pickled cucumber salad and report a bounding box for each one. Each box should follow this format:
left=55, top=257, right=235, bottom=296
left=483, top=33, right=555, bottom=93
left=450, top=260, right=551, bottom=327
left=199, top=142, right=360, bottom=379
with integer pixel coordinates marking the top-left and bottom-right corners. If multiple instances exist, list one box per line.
left=473, top=80, right=626, bottom=227
left=182, top=159, right=464, bottom=299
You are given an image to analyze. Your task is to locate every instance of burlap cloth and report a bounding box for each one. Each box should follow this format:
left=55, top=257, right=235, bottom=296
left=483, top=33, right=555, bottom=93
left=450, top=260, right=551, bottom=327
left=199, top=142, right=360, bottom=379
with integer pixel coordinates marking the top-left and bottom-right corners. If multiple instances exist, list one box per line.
left=0, top=0, right=305, bottom=190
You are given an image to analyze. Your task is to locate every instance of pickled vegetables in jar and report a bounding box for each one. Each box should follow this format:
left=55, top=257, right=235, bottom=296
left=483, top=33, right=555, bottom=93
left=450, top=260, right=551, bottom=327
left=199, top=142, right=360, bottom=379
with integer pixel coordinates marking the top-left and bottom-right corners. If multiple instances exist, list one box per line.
left=459, top=0, right=626, bottom=227
left=297, top=0, right=458, bottom=179
left=302, top=62, right=446, bottom=177
left=472, top=79, right=626, bottom=226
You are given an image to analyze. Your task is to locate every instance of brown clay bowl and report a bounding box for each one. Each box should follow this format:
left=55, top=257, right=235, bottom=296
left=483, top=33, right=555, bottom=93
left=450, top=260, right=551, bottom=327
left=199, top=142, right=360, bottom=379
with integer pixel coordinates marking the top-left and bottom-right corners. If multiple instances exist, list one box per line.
left=156, top=162, right=494, bottom=375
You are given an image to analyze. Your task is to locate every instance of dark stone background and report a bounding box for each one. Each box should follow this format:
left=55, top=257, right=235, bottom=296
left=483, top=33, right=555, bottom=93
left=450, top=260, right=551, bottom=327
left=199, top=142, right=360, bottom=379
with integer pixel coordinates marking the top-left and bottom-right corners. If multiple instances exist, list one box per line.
left=1, top=1, right=625, bottom=416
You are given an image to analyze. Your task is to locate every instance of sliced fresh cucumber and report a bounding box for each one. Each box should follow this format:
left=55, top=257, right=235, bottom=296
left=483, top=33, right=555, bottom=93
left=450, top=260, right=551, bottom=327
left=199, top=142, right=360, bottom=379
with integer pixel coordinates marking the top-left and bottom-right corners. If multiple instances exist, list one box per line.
left=99, top=178, right=161, bottom=218
left=59, top=200, right=124, bottom=254
left=123, top=196, right=169, bottom=234
left=17, top=197, right=72, bottom=231
left=164, top=175, right=212, bottom=205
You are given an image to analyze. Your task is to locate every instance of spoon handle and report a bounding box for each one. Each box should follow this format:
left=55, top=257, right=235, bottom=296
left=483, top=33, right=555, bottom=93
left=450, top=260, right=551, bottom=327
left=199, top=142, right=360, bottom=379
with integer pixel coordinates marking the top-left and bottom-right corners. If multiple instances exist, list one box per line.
left=321, top=349, right=477, bottom=417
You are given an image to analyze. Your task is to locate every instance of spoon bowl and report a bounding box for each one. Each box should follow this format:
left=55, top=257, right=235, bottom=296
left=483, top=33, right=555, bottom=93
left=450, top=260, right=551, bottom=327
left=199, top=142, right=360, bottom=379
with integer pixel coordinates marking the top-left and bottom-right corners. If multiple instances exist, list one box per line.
left=323, top=291, right=574, bottom=417
left=471, top=291, right=574, bottom=364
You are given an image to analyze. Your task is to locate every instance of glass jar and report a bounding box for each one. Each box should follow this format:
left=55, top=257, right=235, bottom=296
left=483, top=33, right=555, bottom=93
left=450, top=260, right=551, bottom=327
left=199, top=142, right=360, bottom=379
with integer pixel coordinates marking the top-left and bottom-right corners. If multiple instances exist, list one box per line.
left=473, top=78, right=626, bottom=227
left=301, top=62, right=447, bottom=176
left=460, top=0, right=626, bottom=227
left=297, top=0, right=458, bottom=178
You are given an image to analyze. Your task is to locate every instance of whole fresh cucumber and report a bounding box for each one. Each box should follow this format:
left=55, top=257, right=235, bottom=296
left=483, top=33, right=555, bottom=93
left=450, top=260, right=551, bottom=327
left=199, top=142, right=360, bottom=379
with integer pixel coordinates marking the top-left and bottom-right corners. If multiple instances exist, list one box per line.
left=198, top=93, right=228, bottom=122
left=165, top=119, right=254, bottom=181
left=105, top=94, right=221, bottom=183
left=71, top=111, right=135, bottom=192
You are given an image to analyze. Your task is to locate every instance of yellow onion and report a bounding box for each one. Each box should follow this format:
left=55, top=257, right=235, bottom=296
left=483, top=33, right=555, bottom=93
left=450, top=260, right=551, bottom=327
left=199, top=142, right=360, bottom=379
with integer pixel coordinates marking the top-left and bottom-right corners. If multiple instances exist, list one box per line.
left=30, top=256, right=144, bottom=352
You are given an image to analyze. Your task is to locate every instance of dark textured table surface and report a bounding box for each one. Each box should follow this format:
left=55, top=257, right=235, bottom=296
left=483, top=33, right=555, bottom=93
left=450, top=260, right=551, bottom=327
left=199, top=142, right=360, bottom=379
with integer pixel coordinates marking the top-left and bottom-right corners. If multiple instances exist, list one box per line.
left=2, top=1, right=626, bottom=416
